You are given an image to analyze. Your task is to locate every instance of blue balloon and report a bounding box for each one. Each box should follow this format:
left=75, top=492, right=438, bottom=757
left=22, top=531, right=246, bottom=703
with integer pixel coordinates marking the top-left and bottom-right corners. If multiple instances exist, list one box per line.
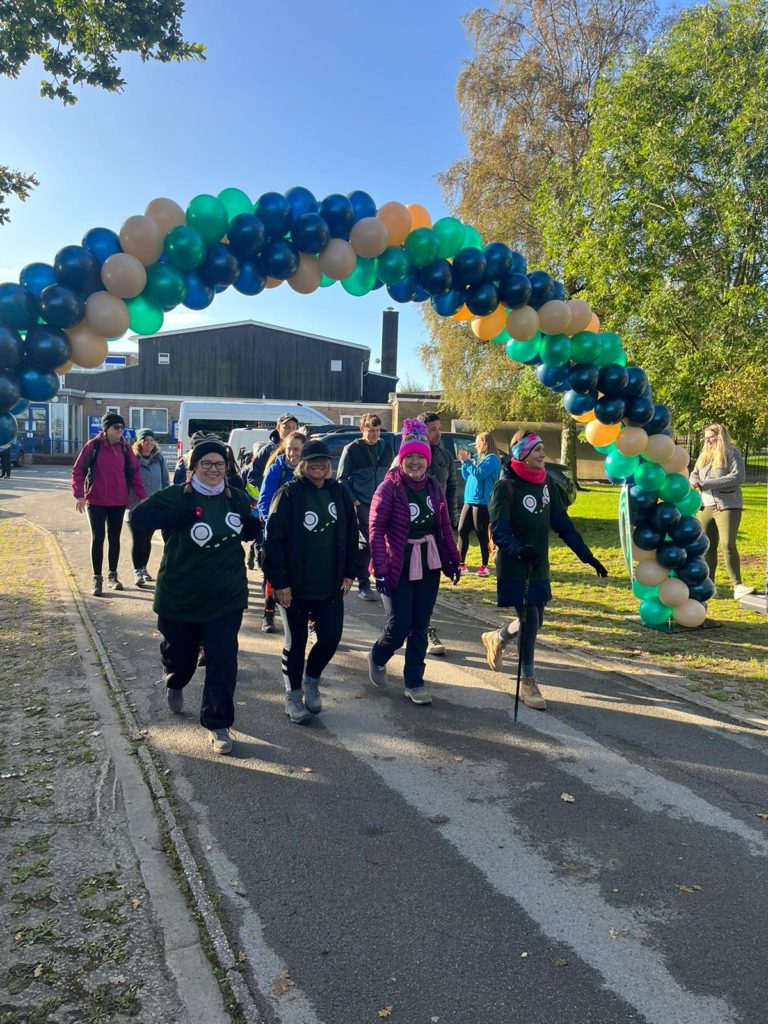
left=285, top=186, right=318, bottom=219
left=465, top=281, right=499, bottom=317
left=625, top=396, right=655, bottom=427
left=552, top=280, right=566, bottom=301
left=563, top=389, right=596, bottom=415
left=684, top=534, right=710, bottom=559
left=20, top=263, right=57, bottom=299
left=451, top=248, right=487, bottom=286
left=416, top=259, right=453, bottom=297
left=387, top=277, right=420, bottom=303
left=482, top=242, right=513, bottom=281
left=82, top=227, right=121, bottom=264
left=598, top=363, right=629, bottom=396
left=200, top=244, right=241, bottom=287
left=0, top=410, right=18, bottom=444
left=0, top=283, right=38, bottom=330
left=646, top=403, right=672, bottom=436
left=255, top=192, right=293, bottom=237
left=536, top=364, right=570, bottom=392
left=568, top=363, right=599, bottom=394
left=497, top=272, right=531, bottom=309
left=228, top=215, right=266, bottom=260
left=0, top=371, right=21, bottom=414
left=16, top=363, right=60, bottom=402
left=594, top=396, right=626, bottom=424
left=431, top=288, right=465, bottom=317
left=629, top=484, right=659, bottom=517
left=259, top=240, right=299, bottom=281
left=527, top=270, right=555, bottom=310
left=633, top=524, right=662, bottom=550
left=412, top=285, right=430, bottom=303
left=670, top=515, right=702, bottom=545
left=0, top=325, right=24, bottom=370
left=688, top=577, right=715, bottom=602
left=509, top=250, right=527, bottom=275
left=656, top=542, right=687, bottom=568
left=651, top=501, right=682, bottom=535
left=347, top=190, right=377, bottom=222
left=291, top=213, right=330, bottom=254
left=622, top=366, right=648, bottom=398
left=54, top=245, right=102, bottom=295
left=676, top=556, right=709, bottom=585
left=38, top=285, right=84, bottom=329
left=371, top=278, right=385, bottom=291
left=318, top=194, right=355, bottom=239
left=25, top=324, right=71, bottom=371
left=233, top=261, right=266, bottom=296
left=9, top=396, right=28, bottom=417
left=183, top=272, right=214, bottom=311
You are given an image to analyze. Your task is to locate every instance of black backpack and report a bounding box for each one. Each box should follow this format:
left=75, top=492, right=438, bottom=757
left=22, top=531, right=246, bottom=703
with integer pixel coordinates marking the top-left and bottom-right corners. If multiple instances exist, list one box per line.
left=83, top=437, right=138, bottom=492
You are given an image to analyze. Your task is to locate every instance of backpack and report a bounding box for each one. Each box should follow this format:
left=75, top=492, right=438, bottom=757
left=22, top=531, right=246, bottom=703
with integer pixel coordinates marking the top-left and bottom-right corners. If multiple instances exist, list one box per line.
left=83, top=437, right=138, bottom=492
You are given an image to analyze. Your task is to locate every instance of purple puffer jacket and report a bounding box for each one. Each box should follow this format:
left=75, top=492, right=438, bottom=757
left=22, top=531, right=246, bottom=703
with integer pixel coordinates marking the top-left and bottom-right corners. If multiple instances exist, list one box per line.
left=369, top=468, right=461, bottom=591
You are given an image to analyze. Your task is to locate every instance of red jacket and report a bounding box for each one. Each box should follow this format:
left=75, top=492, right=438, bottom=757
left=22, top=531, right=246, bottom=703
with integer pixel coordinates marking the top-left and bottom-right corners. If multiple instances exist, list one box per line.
left=72, top=435, right=147, bottom=507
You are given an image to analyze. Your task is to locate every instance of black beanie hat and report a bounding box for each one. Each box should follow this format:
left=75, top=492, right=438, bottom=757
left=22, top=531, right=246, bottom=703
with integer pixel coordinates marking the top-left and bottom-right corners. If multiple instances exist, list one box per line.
left=102, top=412, right=125, bottom=431
left=189, top=439, right=228, bottom=471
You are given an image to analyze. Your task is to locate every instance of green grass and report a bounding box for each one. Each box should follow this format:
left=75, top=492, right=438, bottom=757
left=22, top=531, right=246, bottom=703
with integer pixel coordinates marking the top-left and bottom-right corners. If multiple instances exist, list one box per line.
left=443, top=483, right=768, bottom=713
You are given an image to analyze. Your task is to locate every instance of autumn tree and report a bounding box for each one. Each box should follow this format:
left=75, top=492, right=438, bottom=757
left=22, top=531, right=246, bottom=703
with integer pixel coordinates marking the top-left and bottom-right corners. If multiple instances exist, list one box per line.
left=0, top=0, right=204, bottom=224
left=538, top=0, right=768, bottom=446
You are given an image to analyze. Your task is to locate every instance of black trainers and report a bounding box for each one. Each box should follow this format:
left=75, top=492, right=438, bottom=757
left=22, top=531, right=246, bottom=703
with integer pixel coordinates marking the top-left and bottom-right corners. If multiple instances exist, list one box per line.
left=358, top=583, right=378, bottom=602
left=262, top=612, right=276, bottom=633
left=426, top=627, right=446, bottom=656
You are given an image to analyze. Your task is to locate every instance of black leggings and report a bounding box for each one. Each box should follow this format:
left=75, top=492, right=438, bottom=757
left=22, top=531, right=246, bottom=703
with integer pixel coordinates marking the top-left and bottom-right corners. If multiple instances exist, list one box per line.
left=278, top=595, right=344, bottom=690
left=86, top=505, right=125, bottom=575
left=129, top=523, right=155, bottom=571
left=458, top=503, right=491, bottom=565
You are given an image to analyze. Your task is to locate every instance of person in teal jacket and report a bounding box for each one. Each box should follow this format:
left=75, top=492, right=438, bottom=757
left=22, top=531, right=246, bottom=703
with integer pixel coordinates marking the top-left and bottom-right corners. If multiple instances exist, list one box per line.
left=457, top=432, right=501, bottom=577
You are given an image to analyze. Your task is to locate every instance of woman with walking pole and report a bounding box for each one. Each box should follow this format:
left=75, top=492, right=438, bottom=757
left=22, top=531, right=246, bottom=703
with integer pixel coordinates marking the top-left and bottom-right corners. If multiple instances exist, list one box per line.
left=481, top=430, right=608, bottom=711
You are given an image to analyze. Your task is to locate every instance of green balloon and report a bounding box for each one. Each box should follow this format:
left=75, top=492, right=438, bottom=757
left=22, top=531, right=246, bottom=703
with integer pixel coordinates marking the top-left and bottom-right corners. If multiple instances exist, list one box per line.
left=570, top=330, right=602, bottom=363
left=186, top=194, right=228, bottom=245
left=376, top=247, right=411, bottom=285
left=605, top=450, right=640, bottom=480
left=594, top=331, right=624, bottom=367
left=659, top=472, right=691, bottom=504
left=506, top=337, right=540, bottom=363
left=540, top=332, right=572, bottom=367
left=462, top=224, right=483, bottom=248
left=218, top=187, right=253, bottom=225
left=144, top=264, right=187, bottom=309
left=126, top=296, right=164, bottom=336
left=677, top=488, right=702, bottom=515
left=639, top=596, right=673, bottom=626
left=433, top=217, right=466, bottom=259
left=615, top=350, right=628, bottom=366
left=593, top=441, right=618, bottom=454
left=319, top=274, right=336, bottom=288
left=341, top=257, right=377, bottom=297
left=634, top=461, right=667, bottom=493
left=633, top=579, right=660, bottom=600
left=404, top=227, right=440, bottom=268
left=490, top=327, right=510, bottom=345
left=164, top=225, right=206, bottom=270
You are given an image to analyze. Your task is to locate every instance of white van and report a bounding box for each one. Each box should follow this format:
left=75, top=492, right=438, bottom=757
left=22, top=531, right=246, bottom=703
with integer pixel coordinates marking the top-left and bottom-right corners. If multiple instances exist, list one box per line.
left=176, top=400, right=333, bottom=457
left=227, top=427, right=273, bottom=462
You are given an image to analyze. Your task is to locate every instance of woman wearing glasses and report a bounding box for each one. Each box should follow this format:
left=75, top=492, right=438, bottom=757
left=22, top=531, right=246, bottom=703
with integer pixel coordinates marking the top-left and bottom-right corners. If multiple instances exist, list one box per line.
left=690, top=424, right=753, bottom=600
left=132, top=438, right=260, bottom=754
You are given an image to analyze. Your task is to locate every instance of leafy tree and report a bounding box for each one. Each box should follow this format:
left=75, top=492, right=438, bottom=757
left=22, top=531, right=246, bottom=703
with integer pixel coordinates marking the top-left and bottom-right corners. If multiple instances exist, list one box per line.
left=421, top=0, right=656, bottom=463
left=538, top=0, right=768, bottom=446
left=0, top=0, right=204, bottom=223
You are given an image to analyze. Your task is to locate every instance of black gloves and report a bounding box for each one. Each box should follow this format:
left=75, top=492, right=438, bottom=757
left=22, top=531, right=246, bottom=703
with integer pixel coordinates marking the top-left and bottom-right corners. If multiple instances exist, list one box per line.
left=517, top=545, right=539, bottom=568
left=587, top=555, right=608, bottom=578
left=375, top=576, right=391, bottom=597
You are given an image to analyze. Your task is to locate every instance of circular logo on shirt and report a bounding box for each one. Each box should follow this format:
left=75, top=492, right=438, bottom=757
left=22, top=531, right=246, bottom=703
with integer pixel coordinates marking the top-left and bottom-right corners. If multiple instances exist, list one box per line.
left=523, top=494, right=538, bottom=512
left=328, top=501, right=338, bottom=521
left=225, top=512, right=242, bottom=534
left=190, top=522, right=213, bottom=547
left=426, top=496, right=434, bottom=513
left=409, top=502, right=419, bottom=522
left=303, top=510, right=319, bottom=531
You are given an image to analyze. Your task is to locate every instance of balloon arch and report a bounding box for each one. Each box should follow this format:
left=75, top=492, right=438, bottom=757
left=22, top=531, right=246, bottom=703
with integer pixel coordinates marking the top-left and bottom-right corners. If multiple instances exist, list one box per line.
left=0, top=186, right=712, bottom=627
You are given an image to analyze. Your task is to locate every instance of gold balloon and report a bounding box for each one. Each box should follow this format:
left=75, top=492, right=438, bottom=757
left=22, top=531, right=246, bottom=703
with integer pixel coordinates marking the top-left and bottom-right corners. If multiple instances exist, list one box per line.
left=644, top=434, right=676, bottom=465
left=85, top=292, right=130, bottom=339
left=406, top=203, right=432, bottom=229
left=506, top=305, right=540, bottom=341
left=635, top=559, right=669, bottom=586
left=566, top=298, right=592, bottom=334
left=632, top=545, right=657, bottom=563
left=616, top=426, right=649, bottom=457
left=318, top=239, right=357, bottom=281
left=349, top=217, right=390, bottom=258
left=471, top=306, right=507, bottom=341
left=265, top=277, right=283, bottom=289
left=288, top=253, right=322, bottom=294
left=658, top=577, right=690, bottom=608
left=55, top=359, right=73, bottom=374
left=101, top=253, right=147, bottom=299
left=664, top=445, right=691, bottom=474
left=119, top=214, right=164, bottom=266
left=587, top=313, right=601, bottom=333
left=452, top=304, right=473, bottom=322
left=66, top=322, right=108, bottom=369
left=144, top=197, right=186, bottom=234
left=673, top=599, right=707, bottom=628
left=537, top=300, right=572, bottom=335
left=377, top=202, right=412, bottom=246
left=572, top=409, right=596, bottom=424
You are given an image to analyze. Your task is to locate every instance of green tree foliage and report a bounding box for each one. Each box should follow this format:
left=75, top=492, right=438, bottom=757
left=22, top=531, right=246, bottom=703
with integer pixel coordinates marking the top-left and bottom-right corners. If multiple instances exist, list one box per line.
left=538, top=0, right=768, bottom=444
left=0, top=0, right=204, bottom=223
left=421, top=0, right=656, bottom=447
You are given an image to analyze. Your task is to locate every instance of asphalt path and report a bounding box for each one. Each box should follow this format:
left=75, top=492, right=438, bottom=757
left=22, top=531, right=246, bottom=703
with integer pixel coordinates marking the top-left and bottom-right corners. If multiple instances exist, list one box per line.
left=3, top=467, right=767, bottom=1024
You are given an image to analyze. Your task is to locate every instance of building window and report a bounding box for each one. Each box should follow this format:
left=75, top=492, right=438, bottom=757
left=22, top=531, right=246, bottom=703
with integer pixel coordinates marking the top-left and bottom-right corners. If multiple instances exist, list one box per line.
left=330, top=359, right=342, bottom=372
left=158, top=352, right=170, bottom=365
left=340, top=415, right=360, bottom=426
left=105, top=405, right=121, bottom=414
left=129, top=408, right=169, bottom=434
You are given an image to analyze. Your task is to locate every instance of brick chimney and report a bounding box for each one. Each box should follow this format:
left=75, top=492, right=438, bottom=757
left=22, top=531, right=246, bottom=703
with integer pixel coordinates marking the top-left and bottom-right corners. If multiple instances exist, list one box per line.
left=381, top=308, right=398, bottom=377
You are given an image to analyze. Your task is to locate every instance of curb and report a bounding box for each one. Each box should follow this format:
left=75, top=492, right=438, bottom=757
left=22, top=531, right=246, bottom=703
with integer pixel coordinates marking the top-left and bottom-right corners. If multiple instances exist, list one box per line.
left=32, top=519, right=266, bottom=1024
left=434, top=593, right=768, bottom=733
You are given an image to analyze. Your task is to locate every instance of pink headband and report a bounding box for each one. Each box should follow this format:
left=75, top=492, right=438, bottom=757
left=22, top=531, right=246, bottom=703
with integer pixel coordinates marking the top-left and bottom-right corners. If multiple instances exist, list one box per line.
left=511, top=433, right=543, bottom=461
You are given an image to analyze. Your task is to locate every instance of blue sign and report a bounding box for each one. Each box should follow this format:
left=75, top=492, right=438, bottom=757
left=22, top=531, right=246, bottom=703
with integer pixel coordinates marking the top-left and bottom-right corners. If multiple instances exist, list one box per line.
left=88, top=416, right=102, bottom=436
left=105, top=355, right=127, bottom=365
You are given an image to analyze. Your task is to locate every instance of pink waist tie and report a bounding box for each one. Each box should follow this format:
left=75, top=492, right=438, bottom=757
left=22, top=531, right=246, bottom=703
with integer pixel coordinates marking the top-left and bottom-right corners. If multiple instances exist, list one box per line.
left=407, top=534, right=442, bottom=580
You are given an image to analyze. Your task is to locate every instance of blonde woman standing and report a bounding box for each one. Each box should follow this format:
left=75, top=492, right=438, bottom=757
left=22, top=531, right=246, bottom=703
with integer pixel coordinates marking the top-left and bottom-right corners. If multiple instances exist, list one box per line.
left=690, top=424, right=753, bottom=600
left=457, top=432, right=501, bottom=577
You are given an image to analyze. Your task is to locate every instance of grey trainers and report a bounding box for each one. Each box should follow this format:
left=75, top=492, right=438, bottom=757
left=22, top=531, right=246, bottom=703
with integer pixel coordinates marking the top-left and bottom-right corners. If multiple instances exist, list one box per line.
left=91, top=575, right=103, bottom=597
left=134, top=570, right=145, bottom=589
left=426, top=627, right=446, bottom=656
left=166, top=687, right=184, bottom=714
left=284, top=690, right=311, bottom=724
left=404, top=685, right=433, bottom=705
left=368, top=650, right=388, bottom=689
left=521, top=677, right=547, bottom=711
left=210, top=728, right=233, bottom=754
left=302, top=675, right=322, bottom=714
left=107, top=571, right=124, bottom=591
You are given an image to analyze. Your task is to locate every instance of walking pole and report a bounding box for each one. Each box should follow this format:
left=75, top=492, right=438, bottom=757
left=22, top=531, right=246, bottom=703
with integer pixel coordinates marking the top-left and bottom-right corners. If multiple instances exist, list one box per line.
left=513, top=565, right=531, bottom=723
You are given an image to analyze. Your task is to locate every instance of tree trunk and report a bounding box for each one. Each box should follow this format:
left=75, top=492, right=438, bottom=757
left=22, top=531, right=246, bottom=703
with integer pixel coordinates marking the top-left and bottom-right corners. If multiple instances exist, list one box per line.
left=560, top=414, right=581, bottom=487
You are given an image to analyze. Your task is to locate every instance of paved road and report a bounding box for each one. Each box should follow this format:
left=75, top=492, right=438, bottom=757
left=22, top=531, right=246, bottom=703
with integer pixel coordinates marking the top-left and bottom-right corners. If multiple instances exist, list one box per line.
left=4, top=468, right=767, bottom=1024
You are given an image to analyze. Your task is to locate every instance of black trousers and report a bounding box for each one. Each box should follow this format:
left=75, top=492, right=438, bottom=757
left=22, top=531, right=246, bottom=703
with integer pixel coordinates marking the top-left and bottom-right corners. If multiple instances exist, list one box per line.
left=278, top=595, right=344, bottom=691
left=356, top=502, right=372, bottom=587
left=129, top=522, right=155, bottom=571
left=86, top=504, right=125, bottom=575
left=0, top=448, right=11, bottom=477
left=372, top=560, right=441, bottom=688
left=158, top=609, right=244, bottom=730
left=458, top=503, right=491, bottom=565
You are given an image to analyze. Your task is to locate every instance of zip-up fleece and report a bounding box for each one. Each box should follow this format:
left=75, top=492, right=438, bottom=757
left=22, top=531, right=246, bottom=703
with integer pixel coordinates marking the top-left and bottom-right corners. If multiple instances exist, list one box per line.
left=72, top=435, right=147, bottom=506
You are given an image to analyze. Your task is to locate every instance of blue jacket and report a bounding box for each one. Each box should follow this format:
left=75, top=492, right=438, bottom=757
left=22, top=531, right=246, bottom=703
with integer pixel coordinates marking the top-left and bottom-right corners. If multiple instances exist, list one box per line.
left=257, top=455, right=295, bottom=522
left=461, top=453, right=501, bottom=505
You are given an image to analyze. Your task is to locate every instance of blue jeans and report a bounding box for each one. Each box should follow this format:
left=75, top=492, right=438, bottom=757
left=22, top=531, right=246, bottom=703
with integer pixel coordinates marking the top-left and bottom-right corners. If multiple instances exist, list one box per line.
left=513, top=604, right=544, bottom=677
left=372, top=559, right=441, bottom=688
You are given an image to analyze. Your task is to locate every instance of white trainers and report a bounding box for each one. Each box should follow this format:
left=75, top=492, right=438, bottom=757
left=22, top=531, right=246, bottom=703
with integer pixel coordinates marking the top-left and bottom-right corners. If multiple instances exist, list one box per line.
left=734, top=584, right=756, bottom=601
left=426, top=627, right=446, bottom=656
left=210, top=728, right=233, bottom=754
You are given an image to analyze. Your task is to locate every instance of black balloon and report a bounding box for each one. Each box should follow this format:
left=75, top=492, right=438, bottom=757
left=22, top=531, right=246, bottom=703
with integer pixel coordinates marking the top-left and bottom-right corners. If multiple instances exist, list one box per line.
left=684, top=533, right=710, bottom=558
left=255, top=192, right=293, bottom=237
left=0, top=325, right=24, bottom=370
left=594, top=396, right=626, bottom=424
left=0, top=371, right=21, bottom=413
left=259, top=240, right=299, bottom=281
left=227, top=214, right=266, bottom=259
left=646, top=403, right=672, bottom=435
left=688, top=578, right=716, bottom=602
left=622, top=366, right=648, bottom=398
left=38, top=284, right=85, bottom=329
left=497, top=272, right=531, bottom=309
left=598, top=363, right=629, bottom=396
left=625, top=396, right=655, bottom=426
left=482, top=242, right=513, bottom=281
left=568, top=363, right=599, bottom=394
left=0, top=410, right=18, bottom=444
left=670, top=515, right=702, bottom=546
left=633, top=524, right=662, bottom=550
left=291, top=213, right=330, bottom=254
left=318, top=194, right=354, bottom=239
left=656, top=542, right=687, bottom=568
left=417, top=259, right=453, bottom=297
left=629, top=484, right=659, bottom=514
left=54, top=245, right=103, bottom=295
left=527, top=270, right=555, bottom=310
left=651, top=502, right=682, bottom=535
left=452, top=247, right=487, bottom=287
left=25, top=324, right=72, bottom=370
left=200, top=243, right=241, bottom=288
left=676, top=557, right=709, bottom=586
left=465, top=281, right=499, bottom=317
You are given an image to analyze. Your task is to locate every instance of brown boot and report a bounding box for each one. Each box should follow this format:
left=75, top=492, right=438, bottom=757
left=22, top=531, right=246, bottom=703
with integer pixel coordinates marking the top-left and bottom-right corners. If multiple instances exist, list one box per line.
left=481, top=630, right=505, bottom=672
left=521, top=676, right=547, bottom=710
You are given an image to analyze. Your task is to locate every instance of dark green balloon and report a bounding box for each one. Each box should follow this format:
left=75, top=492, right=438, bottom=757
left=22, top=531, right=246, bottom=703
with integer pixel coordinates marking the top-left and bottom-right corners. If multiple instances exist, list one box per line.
left=341, top=257, right=377, bottom=297
left=433, top=217, right=465, bottom=260
left=595, top=331, right=624, bottom=367
left=126, top=296, right=164, bottom=336
left=165, top=226, right=207, bottom=271
left=186, top=194, right=228, bottom=246
left=570, top=331, right=602, bottom=363
left=376, top=247, right=411, bottom=285
left=540, top=333, right=572, bottom=367
left=403, top=228, right=440, bottom=268
left=145, top=264, right=187, bottom=309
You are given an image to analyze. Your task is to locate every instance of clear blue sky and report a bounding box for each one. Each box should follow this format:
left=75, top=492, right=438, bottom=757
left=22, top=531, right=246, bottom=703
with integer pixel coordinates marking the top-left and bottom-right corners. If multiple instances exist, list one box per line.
left=0, top=0, right=478, bottom=387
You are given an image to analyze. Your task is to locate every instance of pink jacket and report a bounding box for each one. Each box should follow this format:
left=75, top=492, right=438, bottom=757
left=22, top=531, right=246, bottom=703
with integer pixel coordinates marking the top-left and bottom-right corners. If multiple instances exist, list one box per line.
left=72, top=435, right=147, bottom=507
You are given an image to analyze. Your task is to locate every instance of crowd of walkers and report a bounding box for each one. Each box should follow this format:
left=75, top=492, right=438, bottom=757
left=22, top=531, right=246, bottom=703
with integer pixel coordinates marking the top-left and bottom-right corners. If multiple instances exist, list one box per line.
left=71, top=409, right=615, bottom=755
